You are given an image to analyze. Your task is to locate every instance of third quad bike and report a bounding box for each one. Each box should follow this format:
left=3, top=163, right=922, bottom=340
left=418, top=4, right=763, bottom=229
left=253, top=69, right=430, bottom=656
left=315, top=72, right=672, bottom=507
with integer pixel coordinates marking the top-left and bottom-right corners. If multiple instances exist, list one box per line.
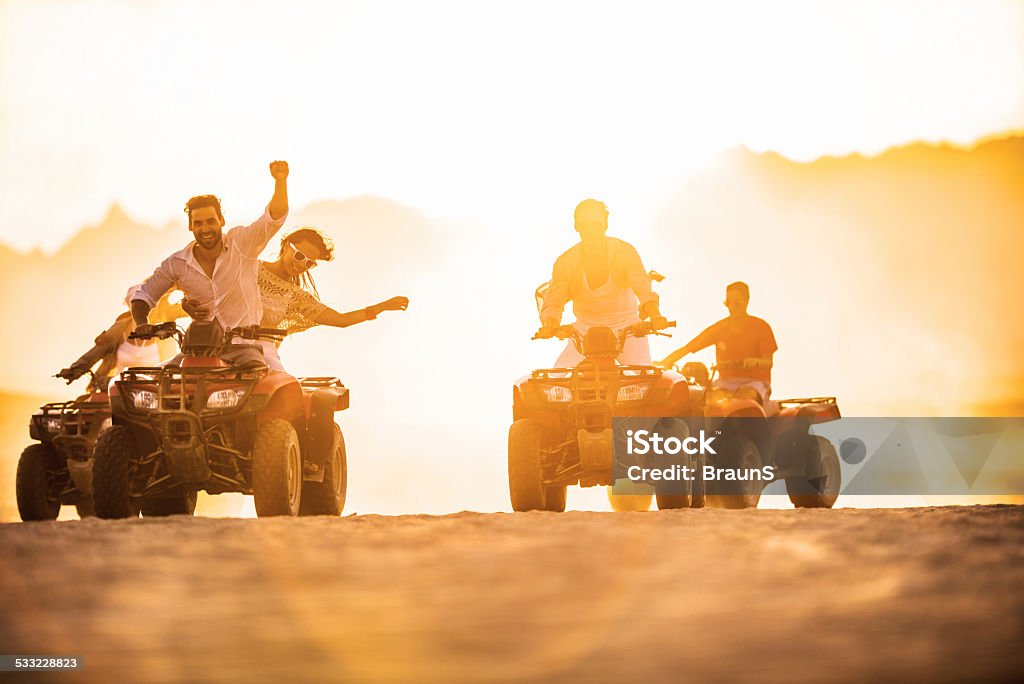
left=91, top=320, right=349, bottom=518
left=16, top=373, right=108, bottom=521
left=677, top=360, right=842, bottom=509
left=508, top=321, right=707, bottom=512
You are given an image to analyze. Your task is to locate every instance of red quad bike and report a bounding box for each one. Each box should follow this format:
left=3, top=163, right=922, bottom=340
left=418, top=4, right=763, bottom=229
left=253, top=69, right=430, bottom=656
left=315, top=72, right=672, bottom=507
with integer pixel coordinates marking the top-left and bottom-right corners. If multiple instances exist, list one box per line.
left=509, top=321, right=708, bottom=512
left=91, top=320, right=349, bottom=518
left=16, top=372, right=109, bottom=521
left=677, top=361, right=842, bottom=509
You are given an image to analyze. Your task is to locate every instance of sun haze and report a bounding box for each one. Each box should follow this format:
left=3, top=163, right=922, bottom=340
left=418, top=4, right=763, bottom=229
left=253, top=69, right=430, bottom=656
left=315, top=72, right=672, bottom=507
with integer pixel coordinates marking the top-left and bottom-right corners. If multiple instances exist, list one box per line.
left=0, top=0, right=1022, bottom=250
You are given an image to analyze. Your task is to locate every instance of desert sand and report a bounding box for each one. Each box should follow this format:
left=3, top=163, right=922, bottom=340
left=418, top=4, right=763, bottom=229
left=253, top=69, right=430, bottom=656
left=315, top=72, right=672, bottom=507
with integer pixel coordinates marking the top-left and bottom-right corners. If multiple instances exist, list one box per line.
left=1, top=506, right=1022, bottom=683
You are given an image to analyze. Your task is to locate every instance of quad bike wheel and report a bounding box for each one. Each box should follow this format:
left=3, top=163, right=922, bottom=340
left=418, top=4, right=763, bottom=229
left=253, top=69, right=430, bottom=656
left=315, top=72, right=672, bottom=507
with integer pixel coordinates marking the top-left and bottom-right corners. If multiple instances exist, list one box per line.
left=508, top=418, right=550, bottom=512
left=139, top=489, right=198, bottom=517
left=689, top=453, right=706, bottom=508
left=92, top=426, right=139, bottom=519
left=655, top=494, right=689, bottom=510
left=706, top=434, right=763, bottom=509
left=544, top=484, right=568, bottom=512
left=786, top=435, right=841, bottom=509
left=75, top=497, right=96, bottom=518
left=300, top=423, right=348, bottom=516
left=253, top=419, right=303, bottom=517
left=16, top=443, right=62, bottom=521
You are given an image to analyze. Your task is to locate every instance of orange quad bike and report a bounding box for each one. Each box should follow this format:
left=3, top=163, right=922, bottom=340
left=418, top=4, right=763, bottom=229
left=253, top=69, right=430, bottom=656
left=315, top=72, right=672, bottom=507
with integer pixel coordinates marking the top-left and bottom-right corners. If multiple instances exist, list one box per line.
left=509, top=321, right=708, bottom=512
left=676, top=360, right=842, bottom=509
left=90, top=320, right=348, bottom=518
left=16, top=371, right=109, bottom=521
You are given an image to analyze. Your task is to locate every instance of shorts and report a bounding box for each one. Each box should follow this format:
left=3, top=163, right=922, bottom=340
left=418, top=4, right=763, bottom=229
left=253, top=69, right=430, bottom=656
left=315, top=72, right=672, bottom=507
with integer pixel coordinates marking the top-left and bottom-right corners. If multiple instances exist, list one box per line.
left=712, top=377, right=771, bottom=403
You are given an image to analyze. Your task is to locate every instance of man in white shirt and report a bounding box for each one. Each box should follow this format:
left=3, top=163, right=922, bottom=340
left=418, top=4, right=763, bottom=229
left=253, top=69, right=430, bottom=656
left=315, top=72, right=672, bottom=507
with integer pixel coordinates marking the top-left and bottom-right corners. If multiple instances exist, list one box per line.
left=537, top=198, right=668, bottom=366
left=130, top=161, right=290, bottom=364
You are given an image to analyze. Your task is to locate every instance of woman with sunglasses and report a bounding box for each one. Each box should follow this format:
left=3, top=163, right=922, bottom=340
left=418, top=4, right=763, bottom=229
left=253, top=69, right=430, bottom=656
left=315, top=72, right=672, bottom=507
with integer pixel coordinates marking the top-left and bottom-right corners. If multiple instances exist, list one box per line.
left=184, top=226, right=408, bottom=371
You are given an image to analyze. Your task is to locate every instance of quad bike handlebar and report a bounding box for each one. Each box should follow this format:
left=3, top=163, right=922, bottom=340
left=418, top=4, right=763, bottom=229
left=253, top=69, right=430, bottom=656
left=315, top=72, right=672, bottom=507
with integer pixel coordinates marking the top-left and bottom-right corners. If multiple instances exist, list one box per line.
left=54, top=367, right=95, bottom=385
left=129, top=322, right=287, bottom=344
left=226, top=325, right=288, bottom=342
left=128, top=321, right=182, bottom=342
left=533, top=320, right=676, bottom=356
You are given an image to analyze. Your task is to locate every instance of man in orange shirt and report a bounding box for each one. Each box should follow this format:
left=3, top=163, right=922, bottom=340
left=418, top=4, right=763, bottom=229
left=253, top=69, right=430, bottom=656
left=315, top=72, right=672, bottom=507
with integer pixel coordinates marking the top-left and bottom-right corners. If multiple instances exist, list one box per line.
left=658, top=281, right=777, bottom=402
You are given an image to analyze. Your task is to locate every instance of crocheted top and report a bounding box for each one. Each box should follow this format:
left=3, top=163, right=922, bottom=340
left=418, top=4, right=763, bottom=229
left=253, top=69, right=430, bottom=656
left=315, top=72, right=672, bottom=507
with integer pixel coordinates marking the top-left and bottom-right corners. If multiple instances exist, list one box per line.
left=257, top=262, right=327, bottom=342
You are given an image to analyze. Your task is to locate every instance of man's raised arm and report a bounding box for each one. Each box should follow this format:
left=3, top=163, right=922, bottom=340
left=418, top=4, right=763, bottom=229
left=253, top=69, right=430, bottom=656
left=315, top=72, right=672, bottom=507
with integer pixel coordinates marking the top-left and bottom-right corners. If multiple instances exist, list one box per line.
left=233, top=160, right=290, bottom=258
left=268, top=160, right=289, bottom=220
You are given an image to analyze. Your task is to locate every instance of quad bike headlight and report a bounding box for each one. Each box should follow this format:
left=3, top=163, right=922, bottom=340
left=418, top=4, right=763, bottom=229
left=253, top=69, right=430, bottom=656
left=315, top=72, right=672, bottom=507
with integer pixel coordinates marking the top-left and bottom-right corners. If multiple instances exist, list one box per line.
left=43, top=416, right=62, bottom=433
left=207, top=388, right=244, bottom=409
left=543, top=385, right=573, bottom=403
left=616, top=383, right=649, bottom=402
left=129, top=389, right=158, bottom=410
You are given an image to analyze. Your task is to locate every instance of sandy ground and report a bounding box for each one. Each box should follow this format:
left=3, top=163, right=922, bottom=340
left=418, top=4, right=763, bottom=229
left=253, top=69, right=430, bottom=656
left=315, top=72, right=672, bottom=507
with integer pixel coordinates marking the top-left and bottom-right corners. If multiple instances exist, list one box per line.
left=1, top=507, right=1022, bottom=683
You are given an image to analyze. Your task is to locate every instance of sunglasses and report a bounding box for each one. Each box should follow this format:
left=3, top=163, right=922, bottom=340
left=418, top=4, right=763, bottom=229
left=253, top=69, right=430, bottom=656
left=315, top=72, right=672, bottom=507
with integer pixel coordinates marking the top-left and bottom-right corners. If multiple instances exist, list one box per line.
left=289, top=244, right=319, bottom=269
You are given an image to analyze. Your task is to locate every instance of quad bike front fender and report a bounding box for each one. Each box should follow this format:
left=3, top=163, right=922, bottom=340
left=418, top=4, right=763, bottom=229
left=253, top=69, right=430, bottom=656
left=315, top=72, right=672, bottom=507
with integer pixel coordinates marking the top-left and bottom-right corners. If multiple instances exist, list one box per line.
left=305, top=387, right=349, bottom=475
left=256, top=374, right=306, bottom=426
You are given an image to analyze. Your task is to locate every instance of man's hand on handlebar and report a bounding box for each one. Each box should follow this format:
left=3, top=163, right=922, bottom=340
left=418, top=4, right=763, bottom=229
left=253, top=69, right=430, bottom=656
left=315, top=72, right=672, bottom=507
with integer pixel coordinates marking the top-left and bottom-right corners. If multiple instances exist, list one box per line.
left=629, top=320, right=675, bottom=337
left=649, top=314, right=671, bottom=332
left=131, top=323, right=157, bottom=339
left=534, top=324, right=578, bottom=341
left=129, top=322, right=179, bottom=340
left=56, top=365, right=89, bottom=383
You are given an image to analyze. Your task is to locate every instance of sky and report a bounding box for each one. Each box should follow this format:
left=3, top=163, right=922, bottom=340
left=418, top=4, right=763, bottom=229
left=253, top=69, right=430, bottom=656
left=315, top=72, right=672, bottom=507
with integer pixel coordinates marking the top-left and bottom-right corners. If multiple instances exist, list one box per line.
left=1, top=0, right=1023, bottom=251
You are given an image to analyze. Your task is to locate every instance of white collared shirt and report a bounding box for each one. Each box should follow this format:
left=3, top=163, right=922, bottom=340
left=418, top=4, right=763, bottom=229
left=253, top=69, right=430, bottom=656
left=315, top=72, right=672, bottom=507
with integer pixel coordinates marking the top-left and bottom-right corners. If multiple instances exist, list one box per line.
left=133, top=207, right=288, bottom=330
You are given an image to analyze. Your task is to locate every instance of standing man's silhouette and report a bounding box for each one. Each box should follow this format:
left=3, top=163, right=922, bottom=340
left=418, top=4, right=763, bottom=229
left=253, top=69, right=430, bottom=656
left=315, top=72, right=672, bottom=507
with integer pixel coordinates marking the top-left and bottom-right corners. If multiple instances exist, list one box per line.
left=537, top=199, right=668, bottom=366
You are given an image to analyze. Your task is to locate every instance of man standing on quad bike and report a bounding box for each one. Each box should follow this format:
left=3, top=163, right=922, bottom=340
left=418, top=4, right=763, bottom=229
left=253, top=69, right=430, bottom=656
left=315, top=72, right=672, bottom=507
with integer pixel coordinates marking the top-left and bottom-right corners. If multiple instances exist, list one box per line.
left=536, top=199, right=670, bottom=362
left=57, top=288, right=187, bottom=392
left=129, top=160, right=290, bottom=366
left=658, top=281, right=777, bottom=402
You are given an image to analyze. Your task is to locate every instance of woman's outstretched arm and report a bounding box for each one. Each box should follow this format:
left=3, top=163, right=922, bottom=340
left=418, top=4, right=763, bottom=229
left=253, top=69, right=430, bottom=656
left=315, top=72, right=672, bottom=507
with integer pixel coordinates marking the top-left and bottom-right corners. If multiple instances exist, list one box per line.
left=314, top=296, right=409, bottom=328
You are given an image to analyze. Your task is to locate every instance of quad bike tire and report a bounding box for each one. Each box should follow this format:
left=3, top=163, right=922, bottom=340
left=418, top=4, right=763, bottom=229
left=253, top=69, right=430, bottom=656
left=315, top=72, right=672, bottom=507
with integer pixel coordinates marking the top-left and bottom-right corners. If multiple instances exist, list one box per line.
left=650, top=419, right=699, bottom=511
left=654, top=475, right=706, bottom=510
left=92, top=426, right=139, bottom=519
left=508, top=419, right=549, bottom=512
left=544, top=485, right=568, bottom=512
left=690, top=454, right=706, bottom=508
left=706, top=434, right=763, bottom=509
left=253, top=419, right=303, bottom=517
left=300, top=423, right=348, bottom=516
left=16, top=443, right=62, bottom=521
left=786, top=435, right=841, bottom=509
left=655, top=494, right=689, bottom=510
left=139, top=489, right=198, bottom=517
left=75, top=498, right=96, bottom=518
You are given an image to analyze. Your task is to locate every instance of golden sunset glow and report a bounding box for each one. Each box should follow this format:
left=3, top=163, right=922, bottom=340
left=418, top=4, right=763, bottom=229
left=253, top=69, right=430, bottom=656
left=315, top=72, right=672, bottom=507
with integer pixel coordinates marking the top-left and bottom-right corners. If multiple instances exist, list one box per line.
left=1, top=1, right=1023, bottom=519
